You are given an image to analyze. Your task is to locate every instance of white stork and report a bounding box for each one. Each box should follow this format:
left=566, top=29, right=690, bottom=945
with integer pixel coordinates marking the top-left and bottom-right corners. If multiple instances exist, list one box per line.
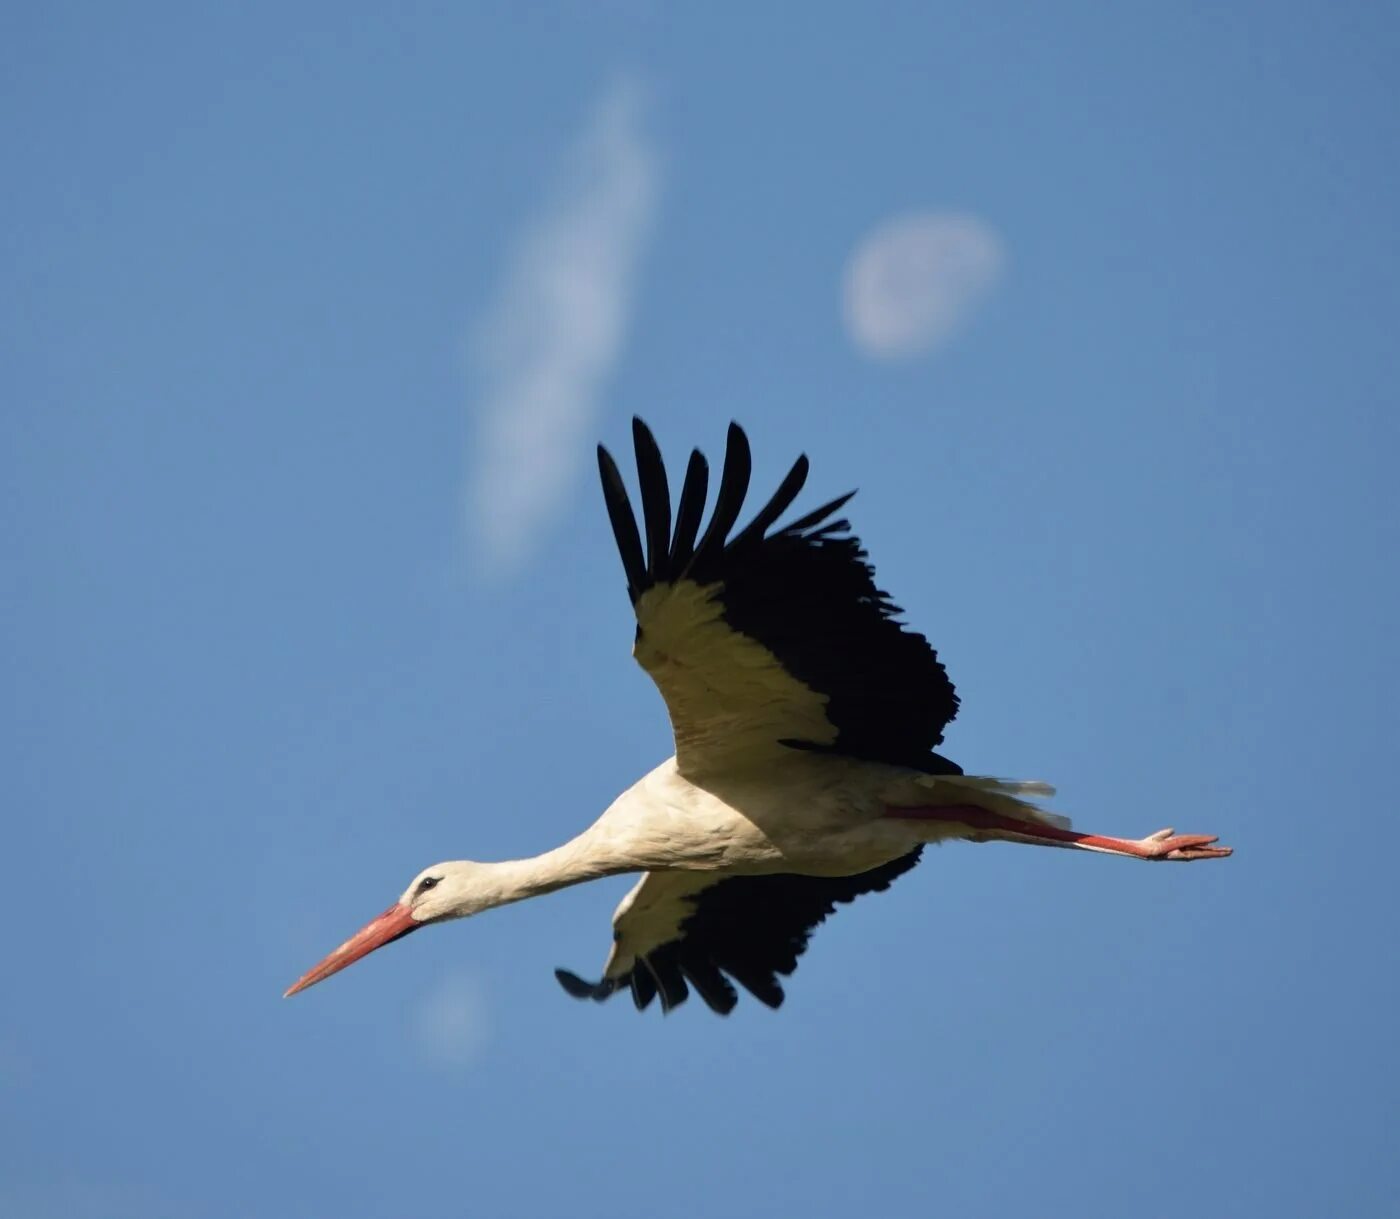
left=286, top=420, right=1231, bottom=1014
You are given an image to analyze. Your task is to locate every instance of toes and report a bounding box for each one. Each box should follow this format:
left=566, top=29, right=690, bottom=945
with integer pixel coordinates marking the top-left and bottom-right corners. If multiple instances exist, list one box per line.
left=1168, top=834, right=1219, bottom=850
left=1143, top=831, right=1233, bottom=861
left=1166, top=844, right=1233, bottom=861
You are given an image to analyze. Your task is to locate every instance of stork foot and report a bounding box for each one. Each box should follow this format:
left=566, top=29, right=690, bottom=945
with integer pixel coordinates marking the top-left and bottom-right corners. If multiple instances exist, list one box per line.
left=1136, top=827, right=1233, bottom=861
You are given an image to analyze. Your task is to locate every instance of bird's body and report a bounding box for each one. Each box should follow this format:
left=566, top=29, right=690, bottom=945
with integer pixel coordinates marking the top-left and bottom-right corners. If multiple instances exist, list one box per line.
left=582, top=753, right=1064, bottom=880
left=556, top=755, right=1079, bottom=1011
left=287, top=419, right=1231, bottom=1015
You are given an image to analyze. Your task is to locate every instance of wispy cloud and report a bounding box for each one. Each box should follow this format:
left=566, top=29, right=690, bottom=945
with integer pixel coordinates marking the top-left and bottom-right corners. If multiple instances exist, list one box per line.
left=412, top=971, right=490, bottom=1069
left=843, top=212, right=1006, bottom=359
left=465, top=78, right=659, bottom=574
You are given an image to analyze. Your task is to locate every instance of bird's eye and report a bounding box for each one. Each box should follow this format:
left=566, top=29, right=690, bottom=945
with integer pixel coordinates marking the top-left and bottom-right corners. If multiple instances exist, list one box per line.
left=416, top=876, right=440, bottom=895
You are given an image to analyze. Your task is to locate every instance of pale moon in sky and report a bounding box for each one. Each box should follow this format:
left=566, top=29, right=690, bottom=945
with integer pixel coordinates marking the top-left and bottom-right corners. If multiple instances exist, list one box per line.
left=843, top=213, right=1006, bottom=359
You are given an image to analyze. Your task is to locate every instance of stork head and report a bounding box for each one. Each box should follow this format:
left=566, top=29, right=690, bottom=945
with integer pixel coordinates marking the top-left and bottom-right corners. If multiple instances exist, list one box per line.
left=283, top=861, right=488, bottom=998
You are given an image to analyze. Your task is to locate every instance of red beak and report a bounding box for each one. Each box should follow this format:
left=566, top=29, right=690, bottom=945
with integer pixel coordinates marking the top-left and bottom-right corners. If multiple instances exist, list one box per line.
left=284, top=902, right=421, bottom=997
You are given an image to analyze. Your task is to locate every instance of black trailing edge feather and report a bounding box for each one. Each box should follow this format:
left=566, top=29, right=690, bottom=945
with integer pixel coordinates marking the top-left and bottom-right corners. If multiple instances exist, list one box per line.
left=554, top=850, right=924, bottom=1016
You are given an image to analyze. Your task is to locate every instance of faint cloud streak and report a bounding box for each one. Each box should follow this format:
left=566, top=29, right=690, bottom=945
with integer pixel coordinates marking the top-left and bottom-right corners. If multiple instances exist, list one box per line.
left=843, top=213, right=1006, bottom=359
left=413, top=972, right=490, bottom=1069
left=466, top=78, right=659, bottom=574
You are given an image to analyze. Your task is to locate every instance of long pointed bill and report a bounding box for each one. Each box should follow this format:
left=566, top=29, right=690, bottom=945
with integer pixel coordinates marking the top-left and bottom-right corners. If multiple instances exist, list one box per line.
left=284, top=903, right=421, bottom=997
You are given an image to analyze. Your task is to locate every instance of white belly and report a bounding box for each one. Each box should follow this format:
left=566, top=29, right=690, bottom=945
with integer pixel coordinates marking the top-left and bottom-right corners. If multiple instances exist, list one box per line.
left=595, top=753, right=942, bottom=878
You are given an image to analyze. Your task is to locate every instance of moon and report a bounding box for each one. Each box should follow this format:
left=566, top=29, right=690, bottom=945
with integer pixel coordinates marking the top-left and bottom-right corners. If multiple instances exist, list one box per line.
left=843, top=213, right=1006, bottom=360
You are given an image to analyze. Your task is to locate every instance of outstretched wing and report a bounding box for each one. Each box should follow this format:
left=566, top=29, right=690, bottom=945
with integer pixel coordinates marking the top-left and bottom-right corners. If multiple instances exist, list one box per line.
left=597, top=419, right=959, bottom=777
left=556, top=850, right=923, bottom=1015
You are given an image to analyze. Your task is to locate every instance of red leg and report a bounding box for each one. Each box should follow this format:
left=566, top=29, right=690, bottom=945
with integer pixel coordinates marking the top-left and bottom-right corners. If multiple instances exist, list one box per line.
left=886, top=804, right=1232, bottom=861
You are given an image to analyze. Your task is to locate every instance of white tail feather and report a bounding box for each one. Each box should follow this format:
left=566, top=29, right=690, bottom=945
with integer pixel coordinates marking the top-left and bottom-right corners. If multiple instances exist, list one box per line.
left=947, top=776, right=1057, bottom=799
left=917, top=773, right=1072, bottom=831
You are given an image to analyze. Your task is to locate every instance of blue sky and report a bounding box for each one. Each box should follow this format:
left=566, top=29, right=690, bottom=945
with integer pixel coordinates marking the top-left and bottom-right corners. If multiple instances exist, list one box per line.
left=3, top=4, right=1397, bottom=1217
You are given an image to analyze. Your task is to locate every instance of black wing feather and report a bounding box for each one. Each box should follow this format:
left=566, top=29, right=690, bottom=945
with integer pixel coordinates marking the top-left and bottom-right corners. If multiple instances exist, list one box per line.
left=780, top=489, right=857, bottom=535
left=669, top=450, right=709, bottom=571
left=555, top=850, right=923, bottom=1016
left=629, top=966, right=658, bottom=1011
left=679, top=955, right=740, bottom=1016
left=596, top=445, right=646, bottom=600
left=729, top=454, right=809, bottom=550
left=686, top=422, right=752, bottom=583
left=631, top=418, right=672, bottom=583
left=597, top=418, right=959, bottom=768
left=647, top=949, right=689, bottom=1012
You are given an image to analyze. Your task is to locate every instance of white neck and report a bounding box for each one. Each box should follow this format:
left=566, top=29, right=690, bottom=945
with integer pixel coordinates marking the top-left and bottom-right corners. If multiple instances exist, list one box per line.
left=450, top=833, right=635, bottom=916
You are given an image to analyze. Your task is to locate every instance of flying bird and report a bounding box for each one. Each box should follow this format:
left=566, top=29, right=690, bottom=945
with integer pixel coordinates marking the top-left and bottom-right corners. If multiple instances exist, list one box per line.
left=286, top=420, right=1231, bottom=1014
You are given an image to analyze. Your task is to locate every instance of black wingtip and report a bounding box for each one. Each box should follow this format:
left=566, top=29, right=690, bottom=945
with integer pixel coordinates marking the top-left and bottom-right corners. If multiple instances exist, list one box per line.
left=597, top=444, right=646, bottom=601
left=731, top=452, right=811, bottom=549
left=688, top=422, right=753, bottom=579
left=555, top=968, right=596, bottom=999
left=629, top=966, right=658, bottom=1011
left=679, top=960, right=740, bottom=1015
left=781, top=488, right=858, bottom=535
left=668, top=449, right=710, bottom=571
left=631, top=418, right=672, bottom=582
left=555, top=968, right=616, bottom=1002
